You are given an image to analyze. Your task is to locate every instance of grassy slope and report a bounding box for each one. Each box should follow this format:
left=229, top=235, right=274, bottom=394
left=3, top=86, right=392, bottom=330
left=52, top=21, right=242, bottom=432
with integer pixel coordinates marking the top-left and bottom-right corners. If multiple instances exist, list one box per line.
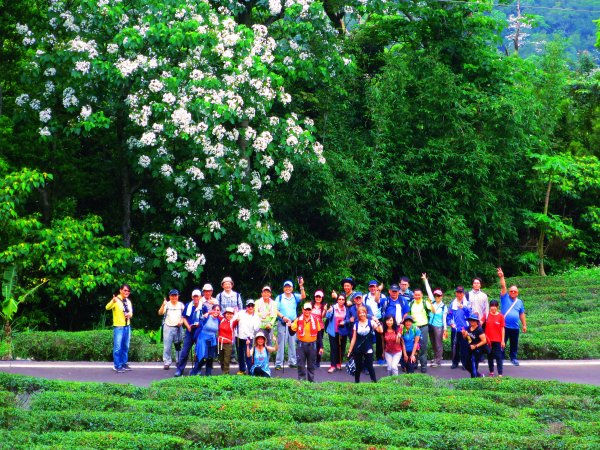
left=0, top=373, right=598, bottom=449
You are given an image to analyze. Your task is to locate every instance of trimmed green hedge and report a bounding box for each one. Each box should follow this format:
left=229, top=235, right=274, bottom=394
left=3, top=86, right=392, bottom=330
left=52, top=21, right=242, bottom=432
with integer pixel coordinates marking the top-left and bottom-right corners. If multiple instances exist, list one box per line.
left=11, top=330, right=162, bottom=362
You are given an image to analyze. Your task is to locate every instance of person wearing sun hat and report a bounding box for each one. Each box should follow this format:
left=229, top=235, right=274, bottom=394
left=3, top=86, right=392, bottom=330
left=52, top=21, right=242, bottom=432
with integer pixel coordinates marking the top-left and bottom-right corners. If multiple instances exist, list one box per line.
left=216, top=277, right=243, bottom=312
left=331, top=277, right=358, bottom=305
left=275, top=278, right=306, bottom=370
left=400, top=315, right=421, bottom=374
left=246, top=330, right=277, bottom=377
left=462, top=312, right=487, bottom=378
left=290, top=302, right=323, bottom=382
left=421, top=274, right=448, bottom=368
left=255, top=286, right=278, bottom=346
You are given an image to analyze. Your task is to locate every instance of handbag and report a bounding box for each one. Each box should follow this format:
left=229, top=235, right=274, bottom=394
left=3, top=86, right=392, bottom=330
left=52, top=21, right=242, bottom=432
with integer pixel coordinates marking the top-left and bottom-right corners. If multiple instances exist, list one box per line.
left=346, top=355, right=356, bottom=376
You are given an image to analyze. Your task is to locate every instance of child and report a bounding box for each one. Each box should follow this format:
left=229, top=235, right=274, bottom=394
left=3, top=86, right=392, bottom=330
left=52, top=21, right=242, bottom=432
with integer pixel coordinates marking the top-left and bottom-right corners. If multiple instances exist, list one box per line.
left=382, top=315, right=402, bottom=376
left=485, top=300, right=505, bottom=377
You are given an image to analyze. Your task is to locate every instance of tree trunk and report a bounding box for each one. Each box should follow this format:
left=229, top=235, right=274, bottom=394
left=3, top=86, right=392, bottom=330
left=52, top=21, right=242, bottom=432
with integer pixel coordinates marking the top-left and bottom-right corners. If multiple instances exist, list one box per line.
left=116, top=107, right=132, bottom=248
left=537, top=179, right=552, bottom=276
left=4, top=320, right=12, bottom=360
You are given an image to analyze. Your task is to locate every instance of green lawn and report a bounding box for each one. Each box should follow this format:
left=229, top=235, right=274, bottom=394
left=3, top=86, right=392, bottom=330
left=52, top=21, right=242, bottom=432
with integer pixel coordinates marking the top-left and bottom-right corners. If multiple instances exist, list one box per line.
left=0, top=373, right=598, bottom=449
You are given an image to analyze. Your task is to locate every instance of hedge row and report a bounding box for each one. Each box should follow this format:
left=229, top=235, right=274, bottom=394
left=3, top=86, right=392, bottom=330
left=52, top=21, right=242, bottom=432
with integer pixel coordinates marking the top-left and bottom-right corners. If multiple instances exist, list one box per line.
left=11, top=330, right=162, bottom=361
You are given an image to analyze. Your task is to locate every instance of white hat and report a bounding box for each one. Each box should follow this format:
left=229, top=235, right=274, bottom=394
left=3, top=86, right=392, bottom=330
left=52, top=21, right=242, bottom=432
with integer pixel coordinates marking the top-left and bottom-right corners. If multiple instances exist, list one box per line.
left=303, top=302, right=313, bottom=310
left=202, top=283, right=214, bottom=292
left=191, top=289, right=202, bottom=297
left=221, top=277, right=233, bottom=287
left=262, top=286, right=272, bottom=291
left=224, top=307, right=235, bottom=314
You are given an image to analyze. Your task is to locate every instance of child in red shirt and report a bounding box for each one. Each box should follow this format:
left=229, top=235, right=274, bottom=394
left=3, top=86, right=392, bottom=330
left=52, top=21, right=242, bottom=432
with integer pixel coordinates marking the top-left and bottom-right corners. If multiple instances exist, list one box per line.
left=485, top=299, right=505, bottom=377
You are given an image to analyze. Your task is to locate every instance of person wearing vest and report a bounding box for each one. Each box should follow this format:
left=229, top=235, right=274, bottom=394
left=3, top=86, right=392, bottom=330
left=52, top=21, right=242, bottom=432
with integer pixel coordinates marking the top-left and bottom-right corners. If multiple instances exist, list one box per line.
left=106, top=284, right=133, bottom=373
left=422, top=274, right=448, bottom=368
left=290, top=302, right=323, bottom=382
left=447, top=286, right=471, bottom=370
left=255, top=286, right=278, bottom=346
left=174, top=289, right=205, bottom=377
left=275, top=279, right=306, bottom=370
left=158, top=289, right=185, bottom=370
left=347, top=303, right=383, bottom=383
left=410, top=287, right=433, bottom=373
left=218, top=307, right=236, bottom=375
left=497, top=267, right=527, bottom=366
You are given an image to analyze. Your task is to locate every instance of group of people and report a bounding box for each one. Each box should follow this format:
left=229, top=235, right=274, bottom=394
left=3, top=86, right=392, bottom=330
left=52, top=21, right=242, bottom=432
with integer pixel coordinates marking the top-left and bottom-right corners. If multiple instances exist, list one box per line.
left=106, top=268, right=527, bottom=382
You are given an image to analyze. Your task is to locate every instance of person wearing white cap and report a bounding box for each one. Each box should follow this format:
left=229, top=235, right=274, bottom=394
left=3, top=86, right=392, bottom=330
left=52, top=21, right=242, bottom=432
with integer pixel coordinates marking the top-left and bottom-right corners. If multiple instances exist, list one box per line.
left=311, top=290, right=327, bottom=368
left=289, top=302, right=323, bottom=382
left=275, top=278, right=306, bottom=370
left=158, top=289, right=185, bottom=370
left=255, top=286, right=278, bottom=346
left=201, top=283, right=218, bottom=310
left=174, top=289, right=205, bottom=377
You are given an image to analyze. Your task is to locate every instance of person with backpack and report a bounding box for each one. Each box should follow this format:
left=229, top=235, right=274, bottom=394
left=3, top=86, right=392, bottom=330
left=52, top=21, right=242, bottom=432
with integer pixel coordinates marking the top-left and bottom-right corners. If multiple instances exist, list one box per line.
left=216, top=277, right=243, bottom=366
left=255, top=286, right=278, bottom=346
left=400, top=315, right=421, bottom=374
left=347, top=304, right=383, bottom=383
left=422, top=274, right=448, bottom=368
left=325, top=293, right=350, bottom=373
left=191, top=304, right=222, bottom=376
left=364, top=280, right=386, bottom=365
left=409, top=287, right=433, bottom=373
left=246, top=331, right=277, bottom=377
left=463, top=312, right=487, bottom=378
left=289, top=302, right=323, bottom=382
left=381, top=284, right=410, bottom=325
left=485, top=299, right=505, bottom=377
left=275, top=278, right=306, bottom=370
left=158, top=289, right=185, bottom=370
left=234, top=299, right=261, bottom=374
left=447, top=286, right=471, bottom=370
left=497, top=267, right=527, bottom=366
left=331, top=277, right=358, bottom=305
left=174, top=289, right=206, bottom=377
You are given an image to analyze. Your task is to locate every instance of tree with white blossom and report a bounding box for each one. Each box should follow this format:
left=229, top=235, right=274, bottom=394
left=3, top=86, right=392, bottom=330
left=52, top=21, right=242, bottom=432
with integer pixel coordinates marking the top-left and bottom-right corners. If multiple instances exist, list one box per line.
left=15, top=0, right=327, bottom=287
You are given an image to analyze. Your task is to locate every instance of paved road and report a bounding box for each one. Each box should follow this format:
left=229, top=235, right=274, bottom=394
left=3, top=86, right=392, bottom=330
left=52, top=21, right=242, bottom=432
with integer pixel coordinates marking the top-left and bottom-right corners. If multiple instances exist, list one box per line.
left=1, top=360, right=599, bottom=386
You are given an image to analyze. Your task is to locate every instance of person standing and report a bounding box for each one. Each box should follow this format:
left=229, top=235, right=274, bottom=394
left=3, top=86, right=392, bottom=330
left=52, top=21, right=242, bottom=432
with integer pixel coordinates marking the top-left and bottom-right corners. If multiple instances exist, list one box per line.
left=485, top=300, right=505, bottom=377
left=106, top=284, right=133, bottom=373
left=347, top=305, right=383, bottom=383
left=174, top=289, right=204, bottom=377
left=447, top=286, right=471, bottom=370
left=422, top=275, right=448, bottom=368
left=381, top=284, right=410, bottom=325
left=192, top=304, right=221, bottom=376
left=234, top=300, right=261, bottom=374
left=463, top=312, right=487, bottom=378
left=311, top=290, right=327, bottom=368
left=275, top=278, right=306, bottom=370
left=497, top=267, right=527, bottom=366
left=255, top=286, right=278, bottom=345
left=410, top=287, right=433, bottom=373
left=398, top=277, right=414, bottom=307
left=365, top=280, right=386, bottom=364
left=216, top=277, right=243, bottom=312
left=200, top=283, right=218, bottom=310
left=158, top=289, right=185, bottom=370
left=382, top=315, right=402, bottom=376
left=218, top=307, right=236, bottom=375
left=331, top=277, right=358, bottom=305
left=325, top=293, right=349, bottom=373
left=290, top=302, right=323, bottom=382
left=468, top=278, right=489, bottom=327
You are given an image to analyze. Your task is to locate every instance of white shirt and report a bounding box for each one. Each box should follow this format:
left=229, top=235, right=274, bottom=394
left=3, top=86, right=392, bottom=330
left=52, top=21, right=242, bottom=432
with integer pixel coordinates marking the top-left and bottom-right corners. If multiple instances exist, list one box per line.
left=235, top=310, right=261, bottom=340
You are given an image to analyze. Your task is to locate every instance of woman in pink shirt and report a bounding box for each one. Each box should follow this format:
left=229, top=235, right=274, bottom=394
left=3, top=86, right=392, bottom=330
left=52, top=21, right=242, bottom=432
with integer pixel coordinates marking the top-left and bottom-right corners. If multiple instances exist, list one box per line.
left=325, top=293, right=350, bottom=373
left=311, top=290, right=327, bottom=368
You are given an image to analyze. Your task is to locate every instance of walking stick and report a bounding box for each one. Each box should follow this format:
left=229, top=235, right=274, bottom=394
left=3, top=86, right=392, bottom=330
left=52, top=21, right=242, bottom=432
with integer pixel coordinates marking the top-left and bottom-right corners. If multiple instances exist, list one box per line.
left=282, top=323, right=287, bottom=374
left=338, top=334, right=342, bottom=369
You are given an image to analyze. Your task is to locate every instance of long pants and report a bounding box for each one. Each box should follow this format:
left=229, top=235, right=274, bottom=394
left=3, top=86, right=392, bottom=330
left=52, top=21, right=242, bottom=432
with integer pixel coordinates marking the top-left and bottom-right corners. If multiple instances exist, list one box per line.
left=385, top=351, right=402, bottom=376
left=418, top=324, right=429, bottom=369
left=175, top=331, right=195, bottom=372
left=260, top=327, right=274, bottom=346
left=375, top=332, right=384, bottom=361
left=112, top=325, right=130, bottom=369
left=193, top=357, right=214, bottom=376
left=504, top=327, right=520, bottom=361
left=354, top=352, right=376, bottom=383
left=401, top=353, right=419, bottom=373
left=236, top=338, right=252, bottom=373
left=297, top=341, right=317, bottom=382
left=451, top=329, right=469, bottom=368
left=466, top=349, right=483, bottom=378
left=218, top=342, right=233, bottom=375
left=488, top=342, right=503, bottom=375
left=315, top=329, right=324, bottom=366
left=250, top=367, right=270, bottom=377
left=276, top=321, right=297, bottom=367
left=328, top=333, right=347, bottom=367
left=428, top=325, right=444, bottom=365
left=162, top=325, right=181, bottom=365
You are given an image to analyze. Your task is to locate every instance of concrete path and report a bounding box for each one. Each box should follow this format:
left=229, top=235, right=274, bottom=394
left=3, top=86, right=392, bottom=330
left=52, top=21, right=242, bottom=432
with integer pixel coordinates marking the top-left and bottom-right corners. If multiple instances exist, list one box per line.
left=1, top=360, right=599, bottom=386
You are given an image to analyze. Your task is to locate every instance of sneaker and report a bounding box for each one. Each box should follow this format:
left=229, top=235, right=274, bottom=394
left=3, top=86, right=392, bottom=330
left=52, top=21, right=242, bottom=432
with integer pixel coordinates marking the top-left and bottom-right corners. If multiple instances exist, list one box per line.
left=430, top=362, right=441, bottom=368
left=163, top=364, right=170, bottom=370
left=275, top=365, right=282, bottom=370
left=377, top=359, right=385, bottom=365
left=498, top=374, right=503, bottom=378
left=511, top=359, right=520, bottom=366
left=113, top=367, right=124, bottom=373
left=327, top=367, right=336, bottom=373
left=122, top=364, right=132, bottom=371
left=450, top=364, right=458, bottom=369
left=289, top=364, right=298, bottom=368
left=488, top=372, right=494, bottom=377
left=174, top=370, right=182, bottom=377
left=237, top=371, right=246, bottom=375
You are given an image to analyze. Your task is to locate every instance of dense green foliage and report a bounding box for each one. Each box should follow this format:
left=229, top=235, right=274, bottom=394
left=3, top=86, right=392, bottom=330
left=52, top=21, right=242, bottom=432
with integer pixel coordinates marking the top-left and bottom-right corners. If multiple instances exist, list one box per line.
left=0, top=0, right=599, bottom=332
left=0, top=373, right=598, bottom=448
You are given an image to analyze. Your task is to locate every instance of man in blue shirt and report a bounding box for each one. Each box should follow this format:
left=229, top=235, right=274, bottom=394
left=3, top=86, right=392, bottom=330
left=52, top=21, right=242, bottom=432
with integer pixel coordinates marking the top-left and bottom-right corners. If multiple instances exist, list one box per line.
left=447, top=286, right=471, bottom=370
left=497, top=268, right=527, bottom=366
left=398, top=277, right=414, bottom=306
left=275, top=279, right=306, bottom=370
left=174, top=289, right=205, bottom=377
left=382, top=284, right=410, bottom=324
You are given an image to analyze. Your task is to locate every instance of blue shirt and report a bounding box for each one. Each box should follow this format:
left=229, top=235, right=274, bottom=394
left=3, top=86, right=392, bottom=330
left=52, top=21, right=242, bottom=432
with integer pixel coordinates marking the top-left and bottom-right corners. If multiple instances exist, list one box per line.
left=402, top=326, right=422, bottom=352
left=447, top=299, right=471, bottom=331
left=250, top=347, right=271, bottom=376
left=382, top=297, right=410, bottom=320
left=501, top=293, right=525, bottom=329
left=276, top=293, right=301, bottom=321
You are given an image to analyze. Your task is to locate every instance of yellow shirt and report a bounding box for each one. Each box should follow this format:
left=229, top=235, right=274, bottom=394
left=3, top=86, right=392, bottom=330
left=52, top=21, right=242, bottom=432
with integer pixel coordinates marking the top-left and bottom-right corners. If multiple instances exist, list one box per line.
left=106, top=296, right=132, bottom=326
left=411, top=301, right=429, bottom=327
left=291, top=316, right=322, bottom=343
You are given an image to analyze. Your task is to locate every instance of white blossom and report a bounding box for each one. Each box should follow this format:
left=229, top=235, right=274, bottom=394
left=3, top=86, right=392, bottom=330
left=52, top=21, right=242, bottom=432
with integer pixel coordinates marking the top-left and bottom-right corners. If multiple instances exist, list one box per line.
left=258, top=199, right=270, bottom=214
left=237, top=243, right=252, bottom=257
left=238, top=208, right=251, bottom=221
left=208, top=220, right=221, bottom=232
left=160, top=164, right=173, bottom=177
left=140, top=131, right=157, bottom=146
left=30, top=99, right=41, bottom=110
left=166, top=247, right=178, bottom=263
left=162, top=92, right=176, bottom=105
left=39, top=108, right=52, bottom=123
left=203, top=187, right=214, bottom=200
left=186, top=166, right=204, bottom=181
left=16, top=94, right=30, bottom=106
left=173, top=216, right=184, bottom=228
left=44, top=68, right=57, bottom=76
left=62, top=87, right=79, bottom=108
left=148, top=79, right=164, bottom=92
left=138, top=155, right=151, bottom=168
left=39, top=127, right=51, bottom=137
left=107, top=43, right=119, bottom=54
left=175, top=197, right=189, bottom=209
left=138, top=200, right=150, bottom=211
left=75, top=60, right=91, bottom=74
left=281, top=230, right=289, bottom=242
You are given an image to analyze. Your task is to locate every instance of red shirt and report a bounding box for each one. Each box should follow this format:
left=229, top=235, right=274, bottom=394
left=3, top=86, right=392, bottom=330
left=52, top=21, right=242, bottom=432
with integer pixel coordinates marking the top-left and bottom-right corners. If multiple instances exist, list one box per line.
left=219, top=318, right=234, bottom=344
left=383, top=329, right=402, bottom=354
left=485, top=313, right=505, bottom=343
